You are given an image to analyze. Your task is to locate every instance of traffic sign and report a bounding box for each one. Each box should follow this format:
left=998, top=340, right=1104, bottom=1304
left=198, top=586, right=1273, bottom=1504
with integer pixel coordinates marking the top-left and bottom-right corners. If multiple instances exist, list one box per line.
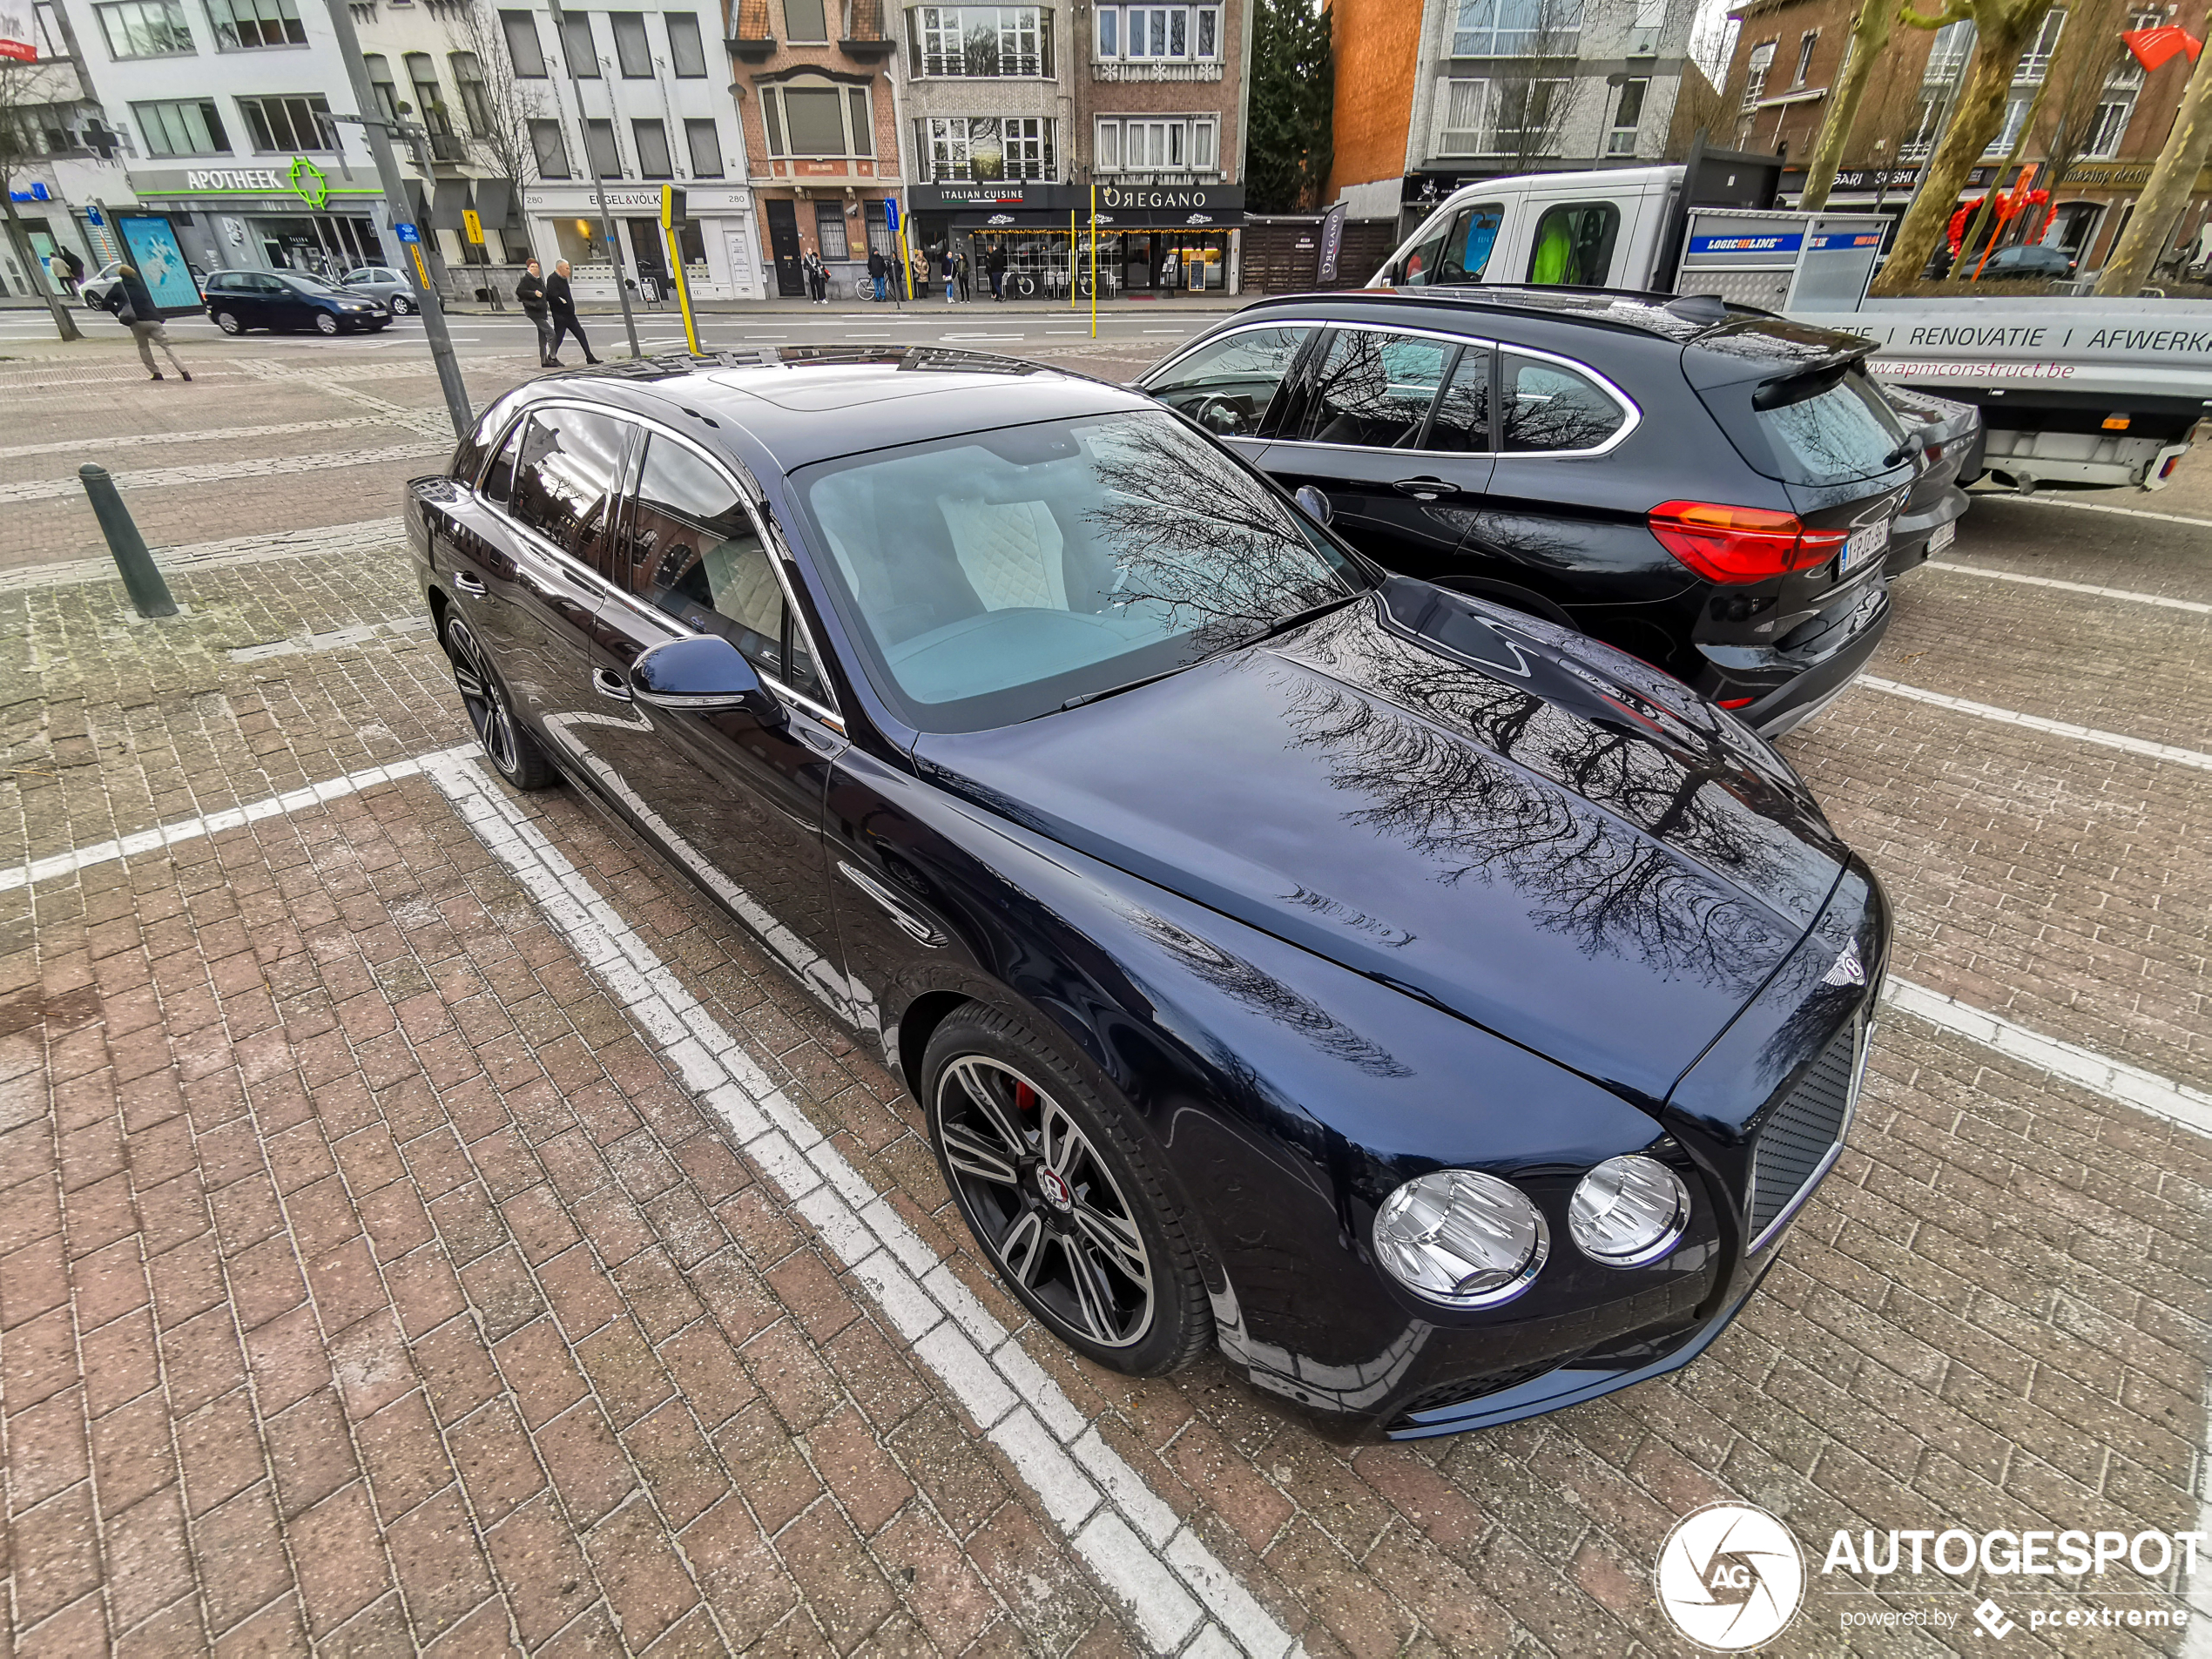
left=884, top=199, right=900, bottom=234
left=462, top=209, right=483, bottom=245
left=658, top=185, right=686, bottom=230
left=394, top=221, right=420, bottom=245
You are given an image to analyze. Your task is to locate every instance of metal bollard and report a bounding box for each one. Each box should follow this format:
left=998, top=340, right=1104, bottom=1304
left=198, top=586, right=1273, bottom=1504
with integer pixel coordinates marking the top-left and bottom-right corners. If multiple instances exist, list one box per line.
left=78, top=463, right=178, bottom=618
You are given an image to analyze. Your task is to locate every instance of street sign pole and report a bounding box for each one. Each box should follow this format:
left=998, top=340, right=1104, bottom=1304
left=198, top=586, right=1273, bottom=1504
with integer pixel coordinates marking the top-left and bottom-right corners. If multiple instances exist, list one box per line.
left=886, top=198, right=904, bottom=311
left=317, top=0, right=472, bottom=440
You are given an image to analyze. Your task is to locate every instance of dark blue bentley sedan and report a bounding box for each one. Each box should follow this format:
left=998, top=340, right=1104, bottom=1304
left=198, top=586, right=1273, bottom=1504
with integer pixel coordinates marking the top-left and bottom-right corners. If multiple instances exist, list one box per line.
left=405, top=348, right=1888, bottom=1439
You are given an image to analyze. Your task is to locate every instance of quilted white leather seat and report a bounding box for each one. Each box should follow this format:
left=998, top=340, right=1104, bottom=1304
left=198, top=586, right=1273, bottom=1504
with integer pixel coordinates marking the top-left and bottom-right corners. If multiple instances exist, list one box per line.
left=939, top=497, right=1069, bottom=612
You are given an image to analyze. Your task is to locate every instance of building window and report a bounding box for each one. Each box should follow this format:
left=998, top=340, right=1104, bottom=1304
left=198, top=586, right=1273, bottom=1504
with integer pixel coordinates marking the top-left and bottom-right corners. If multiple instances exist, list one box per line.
left=921, top=114, right=1054, bottom=179
left=1607, top=76, right=1645, bottom=155
left=1742, top=39, right=1775, bottom=106
left=2084, top=94, right=2133, bottom=156
left=1094, top=115, right=1216, bottom=172
left=1792, top=30, right=1816, bottom=84
left=2019, top=6, right=2064, bottom=79
left=97, top=0, right=192, bottom=59
left=911, top=5, right=1049, bottom=76
left=611, top=11, right=652, bottom=75
left=1899, top=87, right=1944, bottom=157
left=685, top=117, right=722, bottom=174
left=1438, top=78, right=1486, bottom=153
left=814, top=199, right=849, bottom=259
left=405, top=53, right=450, bottom=134
left=206, top=0, right=303, bottom=48
left=786, top=0, right=829, bottom=43
left=561, top=12, right=598, bottom=75
left=451, top=51, right=491, bottom=134
left=364, top=52, right=400, bottom=121
left=501, top=9, right=547, bottom=76
left=632, top=118, right=671, bottom=176
left=1450, top=0, right=1581, bottom=57
left=237, top=92, right=332, bottom=150
left=665, top=12, right=707, bottom=75
left=1096, top=4, right=1221, bottom=58
left=134, top=97, right=227, bottom=154
left=1436, top=75, right=1568, bottom=154
left=1923, top=19, right=1973, bottom=82
left=759, top=78, right=873, bottom=158
left=530, top=117, right=570, bottom=175
left=585, top=117, right=620, bottom=173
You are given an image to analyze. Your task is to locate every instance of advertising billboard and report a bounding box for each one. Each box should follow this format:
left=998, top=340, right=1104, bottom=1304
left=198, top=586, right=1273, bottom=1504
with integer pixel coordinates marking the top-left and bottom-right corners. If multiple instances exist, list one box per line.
left=118, top=215, right=202, bottom=317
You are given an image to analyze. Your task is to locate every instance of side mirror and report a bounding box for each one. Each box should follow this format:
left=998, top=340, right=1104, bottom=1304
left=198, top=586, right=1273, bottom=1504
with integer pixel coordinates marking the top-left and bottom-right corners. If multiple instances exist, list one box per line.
left=631, top=634, right=785, bottom=724
left=1293, top=485, right=1334, bottom=526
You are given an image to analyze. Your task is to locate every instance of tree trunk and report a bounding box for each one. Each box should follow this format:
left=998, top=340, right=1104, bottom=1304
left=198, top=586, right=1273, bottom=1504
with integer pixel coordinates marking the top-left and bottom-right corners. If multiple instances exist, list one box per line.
left=1801, top=0, right=1898, bottom=210
left=0, top=191, right=84, bottom=343
left=2094, top=4, right=2212, bottom=293
left=1872, top=9, right=2052, bottom=296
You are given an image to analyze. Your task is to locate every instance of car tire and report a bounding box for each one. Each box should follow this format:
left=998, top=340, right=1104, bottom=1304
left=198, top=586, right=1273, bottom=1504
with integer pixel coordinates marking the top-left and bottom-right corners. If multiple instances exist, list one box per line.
left=442, top=614, right=557, bottom=790
left=921, top=1005, right=1213, bottom=1376
left=315, top=312, right=340, bottom=335
left=213, top=310, right=244, bottom=335
left=392, top=295, right=416, bottom=314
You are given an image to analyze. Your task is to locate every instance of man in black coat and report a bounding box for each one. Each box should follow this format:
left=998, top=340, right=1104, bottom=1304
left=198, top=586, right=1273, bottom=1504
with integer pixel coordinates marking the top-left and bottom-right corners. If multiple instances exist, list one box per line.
left=544, top=260, right=600, bottom=365
left=866, top=246, right=887, bottom=301
left=515, top=259, right=555, bottom=366
left=104, top=264, right=191, bottom=381
left=987, top=243, right=1008, bottom=300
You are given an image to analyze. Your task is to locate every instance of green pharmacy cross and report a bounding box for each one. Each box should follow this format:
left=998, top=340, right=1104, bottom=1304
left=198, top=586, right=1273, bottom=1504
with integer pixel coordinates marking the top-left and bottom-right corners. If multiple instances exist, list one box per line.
left=288, top=157, right=330, bottom=210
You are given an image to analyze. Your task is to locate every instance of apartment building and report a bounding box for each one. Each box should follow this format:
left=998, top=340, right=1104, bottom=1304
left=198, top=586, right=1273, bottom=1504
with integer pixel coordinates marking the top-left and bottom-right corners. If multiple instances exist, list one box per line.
left=0, top=0, right=113, bottom=294
left=1327, top=0, right=1704, bottom=239
left=726, top=0, right=901, bottom=297
left=1721, top=0, right=2208, bottom=271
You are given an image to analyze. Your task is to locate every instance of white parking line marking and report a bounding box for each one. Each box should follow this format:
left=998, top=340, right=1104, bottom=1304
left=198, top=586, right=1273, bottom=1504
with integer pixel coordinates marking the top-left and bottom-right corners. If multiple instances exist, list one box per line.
left=1859, top=678, right=2212, bottom=772
left=1885, top=979, right=2212, bottom=1137
left=426, top=757, right=1298, bottom=1658
left=0, top=743, right=479, bottom=893
left=1979, top=491, right=2212, bottom=530
left=1925, top=561, right=2212, bottom=615
left=1141, top=329, right=1186, bottom=334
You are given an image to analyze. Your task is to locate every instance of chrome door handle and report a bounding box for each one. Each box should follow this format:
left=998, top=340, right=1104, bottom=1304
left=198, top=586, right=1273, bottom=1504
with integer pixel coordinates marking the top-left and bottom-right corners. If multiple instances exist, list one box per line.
left=593, top=668, right=632, bottom=701
left=1393, top=477, right=1460, bottom=501
left=451, top=570, right=487, bottom=596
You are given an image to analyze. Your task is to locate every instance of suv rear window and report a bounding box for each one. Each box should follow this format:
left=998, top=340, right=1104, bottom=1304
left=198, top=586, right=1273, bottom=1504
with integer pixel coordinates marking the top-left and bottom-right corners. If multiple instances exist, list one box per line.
left=1753, top=369, right=1905, bottom=483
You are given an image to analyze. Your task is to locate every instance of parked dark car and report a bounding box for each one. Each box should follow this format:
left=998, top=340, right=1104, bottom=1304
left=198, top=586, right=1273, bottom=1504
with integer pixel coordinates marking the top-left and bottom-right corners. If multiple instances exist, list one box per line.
left=203, top=269, right=391, bottom=335
left=406, top=349, right=1887, bottom=1439
left=1139, top=289, right=1921, bottom=737
left=1972, top=243, right=2076, bottom=281
left=1877, top=382, right=1982, bottom=577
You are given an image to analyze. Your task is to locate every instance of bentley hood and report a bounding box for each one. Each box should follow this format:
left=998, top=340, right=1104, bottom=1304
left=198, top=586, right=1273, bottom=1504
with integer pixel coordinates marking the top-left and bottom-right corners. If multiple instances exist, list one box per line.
left=914, top=583, right=1852, bottom=1108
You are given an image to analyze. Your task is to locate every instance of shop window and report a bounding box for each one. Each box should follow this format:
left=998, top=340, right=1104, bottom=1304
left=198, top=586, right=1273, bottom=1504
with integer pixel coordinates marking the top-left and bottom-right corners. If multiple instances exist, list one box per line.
left=134, top=97, right=228, bottom=155
left=560, top=12, right=598, bottom=75
left=98, top=0, right=192, bottom=59
left=1450, top=0, right=1581, bottom=56
left=237, top=92, right=334, bottom=152
left=632, top=118, right=672, bottom=177
left=1524, top=201, right=1616, bottom=285
left=531, top=118, right=571, bottom=178
left=1501, top=354, right=1625, bottom=452
left=911, top=5, right=1049, bottom=77
left=814, top=200, right=850, bottom=260
left=785, top=0, right=829, bottom=43
left=611, top=12, right=652, bottom=76
left=405, top=53, right=451, bottom=136
left=665, top=11, right=707, bottom=76
left=923, top=116, right=1055, bottom=180
left=451, top=52, right=492, bottom=135
left=501, top=9, right=548, bottom=77
left=206, top=0, right=303, bottom=49
left=585, top=118, right=622, bottom=175
left=685, top=118, right=723, bottom=177
left=364, top=53, right=401, bottom=122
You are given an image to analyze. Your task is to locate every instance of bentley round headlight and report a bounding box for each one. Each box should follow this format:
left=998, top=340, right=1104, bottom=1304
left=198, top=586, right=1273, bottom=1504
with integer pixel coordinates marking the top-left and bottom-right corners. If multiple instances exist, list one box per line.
left=1568, top=1156, right=1690, bottom=1267
left=1372, top=1170, right=1548, bottom=1308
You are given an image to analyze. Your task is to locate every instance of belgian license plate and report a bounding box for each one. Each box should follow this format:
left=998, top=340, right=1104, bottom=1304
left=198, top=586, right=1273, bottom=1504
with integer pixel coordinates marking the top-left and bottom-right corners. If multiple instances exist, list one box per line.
left=1842, top=518, right=1892, bottom=574
left=1927, top=518, right=1957, bottom=556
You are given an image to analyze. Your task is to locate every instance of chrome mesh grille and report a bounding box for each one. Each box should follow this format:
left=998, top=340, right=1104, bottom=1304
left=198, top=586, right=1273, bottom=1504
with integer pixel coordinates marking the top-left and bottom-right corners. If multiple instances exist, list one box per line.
left=1747, top=1023, right=1858, bottom=1244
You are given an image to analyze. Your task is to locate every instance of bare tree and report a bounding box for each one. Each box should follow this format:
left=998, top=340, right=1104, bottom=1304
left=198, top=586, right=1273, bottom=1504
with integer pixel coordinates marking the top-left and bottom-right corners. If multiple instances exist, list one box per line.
left=1483, top=0, right=1586, bottom=171
left=1799, top=0, right=1903, bottom=209
left=0, top=55, right=83, bottom=341
left=443, top=1, right=548, bottom=258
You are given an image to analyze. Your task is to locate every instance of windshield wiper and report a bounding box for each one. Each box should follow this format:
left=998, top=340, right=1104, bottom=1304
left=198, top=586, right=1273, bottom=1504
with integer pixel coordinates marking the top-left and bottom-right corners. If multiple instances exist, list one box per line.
left=1032, top=593, right=1366, bottom=721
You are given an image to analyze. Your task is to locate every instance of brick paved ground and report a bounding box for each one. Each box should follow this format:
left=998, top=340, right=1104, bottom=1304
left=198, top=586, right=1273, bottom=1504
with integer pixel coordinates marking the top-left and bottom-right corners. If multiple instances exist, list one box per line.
left=1, top=343, right=2208, bottom=1656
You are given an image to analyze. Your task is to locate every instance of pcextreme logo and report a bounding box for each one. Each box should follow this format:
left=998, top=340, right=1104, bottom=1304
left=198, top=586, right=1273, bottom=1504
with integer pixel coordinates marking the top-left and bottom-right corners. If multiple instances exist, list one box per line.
left=1655, top=1502, right=1806, bottom=1650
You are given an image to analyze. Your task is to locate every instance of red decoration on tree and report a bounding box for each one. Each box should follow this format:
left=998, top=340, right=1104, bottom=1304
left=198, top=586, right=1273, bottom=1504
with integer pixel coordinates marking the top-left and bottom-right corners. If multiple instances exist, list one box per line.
left=2122, top=24, right=2203, bottom=72
left=1946, top=188, right=2052, bottom=253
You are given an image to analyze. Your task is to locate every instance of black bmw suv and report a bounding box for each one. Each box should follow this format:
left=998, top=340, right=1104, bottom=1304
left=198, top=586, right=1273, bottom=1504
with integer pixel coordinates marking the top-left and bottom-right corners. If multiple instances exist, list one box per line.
left=1140, top=288, right=1920, bottom=736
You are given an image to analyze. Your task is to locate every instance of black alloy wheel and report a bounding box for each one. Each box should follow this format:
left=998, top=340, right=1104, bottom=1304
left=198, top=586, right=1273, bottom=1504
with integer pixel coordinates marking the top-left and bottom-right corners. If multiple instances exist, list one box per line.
left=213, top=311, right=243, bottom=334
left=923, top=1008, right=1211, bottom=1374
left=442, top=615, right=556, bottom=789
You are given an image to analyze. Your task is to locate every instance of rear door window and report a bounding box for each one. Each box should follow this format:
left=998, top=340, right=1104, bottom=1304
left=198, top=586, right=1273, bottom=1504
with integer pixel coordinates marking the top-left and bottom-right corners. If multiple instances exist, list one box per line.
left=1526, top=203, right=1621, bottom=287
left=1433, top=206, right=1503, bottom=284
left=1143, top=325, right=1313, bottom=438
left=508, top=406, right=630, bottom=573
left=1501, top=354, right=1629, bottom=453
left=1293, top=330, right=1455, bottom=448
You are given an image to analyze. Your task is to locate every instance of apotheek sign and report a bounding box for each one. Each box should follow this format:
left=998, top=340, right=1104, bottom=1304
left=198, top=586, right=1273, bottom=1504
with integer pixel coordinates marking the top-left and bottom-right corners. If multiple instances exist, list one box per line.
left=130, top=159, right=381, bottom=209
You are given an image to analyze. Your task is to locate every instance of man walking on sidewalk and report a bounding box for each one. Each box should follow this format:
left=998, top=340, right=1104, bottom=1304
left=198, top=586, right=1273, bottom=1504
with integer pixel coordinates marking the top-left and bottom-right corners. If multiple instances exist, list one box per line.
left=516, top=259, right=555, bottom=366
left=544, top=260, right=601, bottom=365
left=988, top=243, right=1007, bottom=300
left=101, top=264, right=191, bottom=382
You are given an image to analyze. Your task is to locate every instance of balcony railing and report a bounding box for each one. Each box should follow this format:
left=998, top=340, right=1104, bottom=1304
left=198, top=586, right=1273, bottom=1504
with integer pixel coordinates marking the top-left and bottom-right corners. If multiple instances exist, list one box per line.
left=918, top=48, right=1045, bottom=76
left=1090, top=58, right=1223, bottom=80
left=429, top=132, right=469, bottom=162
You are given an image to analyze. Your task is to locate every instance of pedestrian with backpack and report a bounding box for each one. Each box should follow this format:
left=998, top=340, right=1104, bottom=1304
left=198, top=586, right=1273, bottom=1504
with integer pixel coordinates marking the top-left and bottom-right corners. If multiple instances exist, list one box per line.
left=102, top=264, right=190, bottom=381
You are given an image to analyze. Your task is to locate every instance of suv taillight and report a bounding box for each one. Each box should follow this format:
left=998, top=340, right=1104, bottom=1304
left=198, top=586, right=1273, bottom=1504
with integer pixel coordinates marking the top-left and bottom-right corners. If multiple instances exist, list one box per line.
left=1647, top=501, right=1849, bottom=584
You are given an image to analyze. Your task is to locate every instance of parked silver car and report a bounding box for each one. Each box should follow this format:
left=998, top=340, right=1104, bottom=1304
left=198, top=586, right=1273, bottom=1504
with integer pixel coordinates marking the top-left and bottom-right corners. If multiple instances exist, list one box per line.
left=339, top=266, right=419, bottom=314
